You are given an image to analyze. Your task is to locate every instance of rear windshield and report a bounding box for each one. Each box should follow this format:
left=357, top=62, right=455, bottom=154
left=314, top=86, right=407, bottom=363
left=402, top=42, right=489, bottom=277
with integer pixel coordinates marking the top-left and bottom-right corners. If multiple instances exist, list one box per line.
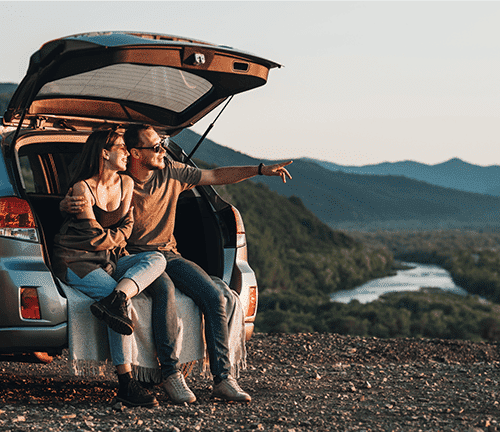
left=18, top=143, right=83, bottom=195
left=38, top=64, right=212, bottom=113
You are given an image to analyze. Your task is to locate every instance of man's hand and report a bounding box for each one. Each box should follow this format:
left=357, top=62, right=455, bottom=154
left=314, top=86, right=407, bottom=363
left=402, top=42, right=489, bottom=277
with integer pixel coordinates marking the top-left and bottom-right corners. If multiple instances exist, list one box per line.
left=59, top=187, right=88, bottom=214
left=261, top=161, right=293, bottom=183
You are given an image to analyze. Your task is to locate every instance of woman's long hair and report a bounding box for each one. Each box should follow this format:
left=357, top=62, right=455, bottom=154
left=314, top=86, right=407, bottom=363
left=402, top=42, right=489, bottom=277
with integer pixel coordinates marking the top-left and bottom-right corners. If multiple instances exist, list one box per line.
left=68, top=129, right=121, bottom=190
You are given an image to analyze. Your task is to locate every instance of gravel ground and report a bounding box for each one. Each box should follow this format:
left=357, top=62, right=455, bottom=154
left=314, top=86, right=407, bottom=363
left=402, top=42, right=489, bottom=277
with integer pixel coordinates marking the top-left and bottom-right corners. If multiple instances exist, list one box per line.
left=1, top=332, right=500, bottom=431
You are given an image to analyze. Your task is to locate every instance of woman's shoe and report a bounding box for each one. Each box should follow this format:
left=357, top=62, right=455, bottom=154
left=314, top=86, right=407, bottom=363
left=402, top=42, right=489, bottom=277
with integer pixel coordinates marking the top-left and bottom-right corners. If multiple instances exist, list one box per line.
left=90, top=290, right=134, bottom=335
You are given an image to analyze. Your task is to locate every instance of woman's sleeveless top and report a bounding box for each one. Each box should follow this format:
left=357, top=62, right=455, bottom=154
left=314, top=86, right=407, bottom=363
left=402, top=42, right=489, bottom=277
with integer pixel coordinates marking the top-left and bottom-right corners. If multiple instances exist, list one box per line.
left=83, top=175, right=126, bottom=228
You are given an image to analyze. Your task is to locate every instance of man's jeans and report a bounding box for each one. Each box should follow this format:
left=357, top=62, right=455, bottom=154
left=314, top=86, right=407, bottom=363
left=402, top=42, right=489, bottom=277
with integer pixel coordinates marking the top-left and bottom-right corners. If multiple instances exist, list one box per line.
left=159, top=252, right=231, bottom=382
left=66, top=251, right=166, bottom=366
left=145, top=272, right=179, bottom=379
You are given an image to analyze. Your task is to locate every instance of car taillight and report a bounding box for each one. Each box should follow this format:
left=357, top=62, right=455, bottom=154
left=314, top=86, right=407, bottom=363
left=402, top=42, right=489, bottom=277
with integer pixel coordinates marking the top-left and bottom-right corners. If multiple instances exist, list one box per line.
left=21, top=287, right=41, bottom=319
left=247, top=286, right=258, bottom=317
left=0, top=197, right=38, bottom=242
left=231, top=206, right=247, bottom=248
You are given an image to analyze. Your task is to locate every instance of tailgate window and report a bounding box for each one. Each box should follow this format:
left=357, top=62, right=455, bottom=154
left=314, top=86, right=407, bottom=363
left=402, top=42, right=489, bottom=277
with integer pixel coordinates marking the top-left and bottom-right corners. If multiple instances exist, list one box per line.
left=38, top=64, right=213, bottom=113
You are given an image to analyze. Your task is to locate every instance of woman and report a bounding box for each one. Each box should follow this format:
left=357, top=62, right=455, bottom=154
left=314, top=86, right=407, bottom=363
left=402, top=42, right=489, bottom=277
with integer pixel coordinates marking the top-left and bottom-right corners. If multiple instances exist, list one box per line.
left=53, top=129, right=166, bottom=407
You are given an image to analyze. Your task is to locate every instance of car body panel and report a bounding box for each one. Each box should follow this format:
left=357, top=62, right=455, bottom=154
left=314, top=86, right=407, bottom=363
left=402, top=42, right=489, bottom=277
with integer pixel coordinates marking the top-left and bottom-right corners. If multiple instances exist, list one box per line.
left=0, top=323, right=67, bottom=353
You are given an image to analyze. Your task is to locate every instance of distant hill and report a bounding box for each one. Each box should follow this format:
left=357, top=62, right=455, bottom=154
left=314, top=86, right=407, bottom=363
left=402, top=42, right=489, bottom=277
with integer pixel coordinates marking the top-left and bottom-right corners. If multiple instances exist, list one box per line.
left=0, top=83, right=17, bottom=115
left=304, top=157, right=500, bottom=197
left=174, top=129, right=500, bottom=230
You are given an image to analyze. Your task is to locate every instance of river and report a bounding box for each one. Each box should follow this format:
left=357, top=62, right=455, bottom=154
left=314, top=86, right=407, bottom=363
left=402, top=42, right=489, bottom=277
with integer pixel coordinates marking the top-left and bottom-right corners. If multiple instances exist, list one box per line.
left=330, top=262, right=469, bottom=304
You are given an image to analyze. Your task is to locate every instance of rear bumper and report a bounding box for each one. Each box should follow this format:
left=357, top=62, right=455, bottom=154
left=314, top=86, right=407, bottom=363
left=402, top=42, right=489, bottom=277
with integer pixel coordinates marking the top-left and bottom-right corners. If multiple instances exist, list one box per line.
left=244, top=323, right=255, bottom=341
left=231, top=259, right=258, bottom=340
left=0, top=322, right=67, bottom=354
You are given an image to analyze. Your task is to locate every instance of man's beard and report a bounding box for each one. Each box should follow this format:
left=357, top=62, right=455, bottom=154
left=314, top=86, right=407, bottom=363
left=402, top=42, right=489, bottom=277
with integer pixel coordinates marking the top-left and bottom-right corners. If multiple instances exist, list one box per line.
left=145, top=157, right=165, bottom=171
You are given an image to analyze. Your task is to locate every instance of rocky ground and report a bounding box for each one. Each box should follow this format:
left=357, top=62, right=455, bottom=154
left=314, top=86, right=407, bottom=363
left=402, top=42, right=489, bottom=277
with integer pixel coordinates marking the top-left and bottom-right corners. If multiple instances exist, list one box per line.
left=1, top=333, right=500, bottom=431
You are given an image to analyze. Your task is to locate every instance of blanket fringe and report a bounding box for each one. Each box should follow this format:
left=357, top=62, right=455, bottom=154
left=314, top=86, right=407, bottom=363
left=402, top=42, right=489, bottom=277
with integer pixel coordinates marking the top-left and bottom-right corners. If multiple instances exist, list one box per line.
left=68, top=359, right=110, bottom=377
left=132, top=359, right=208, bottom=383
left=68, top=351, right=246, bottom=383
left=132, top=365, right=163, bottom=384
left=232, top=357, right=247, bottom=379
left=67, top=356, right=246, bottom=382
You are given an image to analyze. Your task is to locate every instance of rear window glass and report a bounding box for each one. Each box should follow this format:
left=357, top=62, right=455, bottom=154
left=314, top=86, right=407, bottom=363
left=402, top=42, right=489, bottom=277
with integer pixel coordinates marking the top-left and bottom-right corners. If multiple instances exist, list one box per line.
left=18, top=144, right=83, bottom=195
left=19, top=156, right=35, bottom=193
left=38, top=64, right=212, bottom=113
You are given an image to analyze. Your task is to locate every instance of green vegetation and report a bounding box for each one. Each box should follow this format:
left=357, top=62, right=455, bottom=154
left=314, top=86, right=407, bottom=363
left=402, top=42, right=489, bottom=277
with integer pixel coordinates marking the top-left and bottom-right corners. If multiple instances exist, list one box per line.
left=313, top=289, right=500, bottom=342
left=449, top=250, right=500, bottom=303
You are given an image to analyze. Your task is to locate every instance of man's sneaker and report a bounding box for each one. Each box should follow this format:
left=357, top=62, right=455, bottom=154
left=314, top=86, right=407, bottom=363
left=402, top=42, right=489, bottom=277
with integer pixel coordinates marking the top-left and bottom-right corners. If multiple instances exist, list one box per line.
left=212, top=376, right=251, bottom=403
left=163, top=371, right=196, bottom=404
left=116, top=378, right=159, bottom=408
left=91, top=290, right=134, bottom=335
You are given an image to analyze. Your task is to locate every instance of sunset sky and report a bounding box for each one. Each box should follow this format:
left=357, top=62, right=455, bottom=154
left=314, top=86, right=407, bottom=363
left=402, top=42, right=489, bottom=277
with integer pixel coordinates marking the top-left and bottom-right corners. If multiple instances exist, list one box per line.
left=2, top=1, right=500, bottom=166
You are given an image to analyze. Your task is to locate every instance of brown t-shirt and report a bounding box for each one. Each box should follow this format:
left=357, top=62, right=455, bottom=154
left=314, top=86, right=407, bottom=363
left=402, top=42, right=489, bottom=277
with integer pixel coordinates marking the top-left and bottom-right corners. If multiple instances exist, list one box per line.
left=126, top=157, right=202, bottom=254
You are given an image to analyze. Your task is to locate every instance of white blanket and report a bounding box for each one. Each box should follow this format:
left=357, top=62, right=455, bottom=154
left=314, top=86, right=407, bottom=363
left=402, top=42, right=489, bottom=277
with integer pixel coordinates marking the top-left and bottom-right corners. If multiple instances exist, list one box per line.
left=61, top=276, right=246, bottom=382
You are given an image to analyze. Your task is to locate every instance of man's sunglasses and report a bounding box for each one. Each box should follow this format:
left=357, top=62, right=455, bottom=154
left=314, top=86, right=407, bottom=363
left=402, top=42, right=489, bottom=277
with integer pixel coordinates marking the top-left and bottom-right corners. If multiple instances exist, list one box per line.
left=134, top=138, right=168, bottom=153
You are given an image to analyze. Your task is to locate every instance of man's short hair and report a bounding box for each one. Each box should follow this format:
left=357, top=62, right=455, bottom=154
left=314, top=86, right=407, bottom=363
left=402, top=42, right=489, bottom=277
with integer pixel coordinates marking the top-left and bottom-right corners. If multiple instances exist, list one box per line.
left=123, top=124, right=153, bottom=151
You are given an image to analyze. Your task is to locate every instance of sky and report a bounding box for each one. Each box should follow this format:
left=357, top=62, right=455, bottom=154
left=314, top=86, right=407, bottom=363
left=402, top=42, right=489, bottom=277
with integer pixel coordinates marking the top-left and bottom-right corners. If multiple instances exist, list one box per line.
left=2, top=1, right=500, bottom=167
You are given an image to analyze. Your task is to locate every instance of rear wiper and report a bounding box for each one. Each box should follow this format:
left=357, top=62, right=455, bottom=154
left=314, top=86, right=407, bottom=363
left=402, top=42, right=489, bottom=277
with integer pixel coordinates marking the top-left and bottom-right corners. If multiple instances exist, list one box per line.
left=187, top=95, right=233, bottom=160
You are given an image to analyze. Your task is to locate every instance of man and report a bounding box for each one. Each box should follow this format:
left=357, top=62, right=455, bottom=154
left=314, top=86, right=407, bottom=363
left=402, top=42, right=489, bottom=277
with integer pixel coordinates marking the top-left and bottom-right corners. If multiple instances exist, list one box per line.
left=63, top=125, right=292, bottom=404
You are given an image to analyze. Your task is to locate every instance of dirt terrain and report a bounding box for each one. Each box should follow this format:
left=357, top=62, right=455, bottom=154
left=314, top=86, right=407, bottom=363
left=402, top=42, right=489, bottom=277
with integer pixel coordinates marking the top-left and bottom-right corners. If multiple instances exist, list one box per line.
left=1, top=332, right=500, bottom=431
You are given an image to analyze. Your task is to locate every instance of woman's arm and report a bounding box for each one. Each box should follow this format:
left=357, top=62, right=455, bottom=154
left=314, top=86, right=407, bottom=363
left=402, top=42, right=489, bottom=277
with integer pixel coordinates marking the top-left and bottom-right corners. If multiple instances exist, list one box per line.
left=61, top=179, right=134, bottom=251
left=121, top=175, right=135, bottom=215
left=72, top=181, right=95, bottom=220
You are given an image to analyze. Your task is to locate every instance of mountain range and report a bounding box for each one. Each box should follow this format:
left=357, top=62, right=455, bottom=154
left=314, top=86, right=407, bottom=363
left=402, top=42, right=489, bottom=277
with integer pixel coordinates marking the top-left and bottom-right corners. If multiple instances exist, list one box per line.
left=0, top=83, right=17, bottom=114
left=303, top=157, right=500, bottom=197
left=174, top=129, right=500, bottom=230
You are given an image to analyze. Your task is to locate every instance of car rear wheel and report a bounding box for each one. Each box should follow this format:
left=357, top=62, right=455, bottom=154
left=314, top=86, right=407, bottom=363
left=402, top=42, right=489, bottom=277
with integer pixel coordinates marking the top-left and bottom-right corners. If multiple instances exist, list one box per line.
left=32, top=352, right=54, bottom=364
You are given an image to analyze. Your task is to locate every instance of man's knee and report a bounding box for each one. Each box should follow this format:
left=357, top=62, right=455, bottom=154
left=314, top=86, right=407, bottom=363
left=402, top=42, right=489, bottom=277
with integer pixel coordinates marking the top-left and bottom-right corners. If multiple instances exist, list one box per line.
left=204, top=283, right=227, bottom=309
left=148, top=273, right=176, bottom=300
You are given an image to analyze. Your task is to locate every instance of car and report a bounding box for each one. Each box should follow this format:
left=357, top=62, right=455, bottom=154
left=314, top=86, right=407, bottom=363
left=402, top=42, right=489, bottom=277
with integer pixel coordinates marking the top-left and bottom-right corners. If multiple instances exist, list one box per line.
left=0, top=31, right=280, bottom=361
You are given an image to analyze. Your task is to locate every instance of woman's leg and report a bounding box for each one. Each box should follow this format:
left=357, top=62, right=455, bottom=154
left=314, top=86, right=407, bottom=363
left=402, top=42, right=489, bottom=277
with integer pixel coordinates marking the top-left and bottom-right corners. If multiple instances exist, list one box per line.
left=114, top=252, right=167, bottom=298
left=67, top=268, right=132, bottom=365
left=90, top=252, right=166, bottom=335
left=66, top=267, right=117, bottom=300
left=66, top=268, right=158, bottom=407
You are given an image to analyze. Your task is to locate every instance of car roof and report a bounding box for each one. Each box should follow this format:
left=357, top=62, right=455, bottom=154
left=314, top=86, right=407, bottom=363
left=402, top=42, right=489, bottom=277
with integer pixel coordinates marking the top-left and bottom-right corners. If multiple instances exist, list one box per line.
left=3, top=31, right=281, bottom=135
